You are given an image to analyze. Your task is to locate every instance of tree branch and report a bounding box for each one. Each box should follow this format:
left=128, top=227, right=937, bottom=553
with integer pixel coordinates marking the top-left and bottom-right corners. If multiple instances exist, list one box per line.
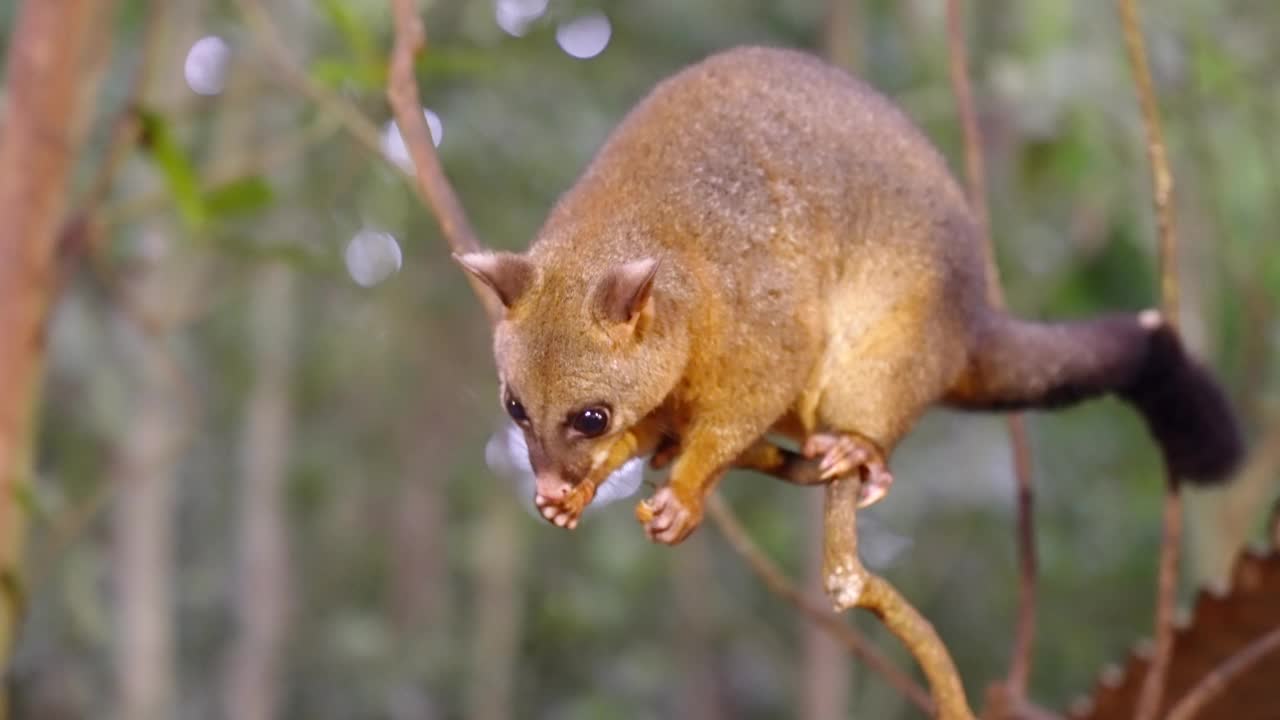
left=386, top=0, right=502, bottom=323
left=1117, top=2, right=1186, bottom=718
left=823, top=477, right=975, bottom=719
left=1165, top=626, right=1280, bottom=720
left=0, top=0, right=119, bottom=687
left=704, top=495, right=934, bottom=715
left=942, top=2, right=1039, bottom=711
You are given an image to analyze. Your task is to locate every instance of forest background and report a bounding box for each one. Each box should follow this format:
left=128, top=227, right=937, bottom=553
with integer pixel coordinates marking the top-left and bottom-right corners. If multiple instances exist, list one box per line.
left=1, top=0, right=1278, bottom=718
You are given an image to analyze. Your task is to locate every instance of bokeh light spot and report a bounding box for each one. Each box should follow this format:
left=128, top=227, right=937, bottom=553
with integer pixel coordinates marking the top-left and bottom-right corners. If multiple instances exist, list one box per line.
left=494, top=0, right=548, bottom=37
left=345, top=230, right=403, bottom=288
left=183, top=36, right=231, bottom=96
left=380, top=109, right=443, bottom=171
left=556, top=12, right=611, bottom=60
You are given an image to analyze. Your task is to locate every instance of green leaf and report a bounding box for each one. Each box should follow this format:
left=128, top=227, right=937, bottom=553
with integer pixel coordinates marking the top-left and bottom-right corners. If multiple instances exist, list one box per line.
left=138, top=110, right=207, bottom=229
left=202, top=176, right=275, bottom=218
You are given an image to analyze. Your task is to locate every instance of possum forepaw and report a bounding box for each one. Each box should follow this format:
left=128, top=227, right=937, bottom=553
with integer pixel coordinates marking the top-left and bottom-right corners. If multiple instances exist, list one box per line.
left=803, top=433, right=894, bottom=508
left=635, top=486, right=703, bottom=545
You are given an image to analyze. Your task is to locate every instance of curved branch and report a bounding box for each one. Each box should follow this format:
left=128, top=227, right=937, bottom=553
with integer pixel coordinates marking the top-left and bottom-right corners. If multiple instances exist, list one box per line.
left=822, top=477, right=975, bottom=719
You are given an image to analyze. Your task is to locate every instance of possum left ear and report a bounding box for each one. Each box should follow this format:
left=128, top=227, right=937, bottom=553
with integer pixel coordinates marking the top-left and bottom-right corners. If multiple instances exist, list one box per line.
left=453, top=252, right=536, bottom=309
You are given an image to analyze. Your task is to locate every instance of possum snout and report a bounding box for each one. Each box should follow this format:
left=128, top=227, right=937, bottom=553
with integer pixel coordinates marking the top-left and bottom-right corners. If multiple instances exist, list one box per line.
left=535, top=471, right=575, bottom=500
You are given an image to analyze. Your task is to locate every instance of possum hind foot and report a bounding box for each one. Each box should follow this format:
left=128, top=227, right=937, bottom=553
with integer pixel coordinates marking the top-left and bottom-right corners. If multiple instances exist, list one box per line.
left=802, top=432, right=894, bottom=507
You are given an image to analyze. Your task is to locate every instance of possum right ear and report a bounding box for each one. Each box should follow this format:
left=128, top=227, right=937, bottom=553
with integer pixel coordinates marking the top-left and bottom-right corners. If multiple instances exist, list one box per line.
left=454, top=252, right=535, bottom=309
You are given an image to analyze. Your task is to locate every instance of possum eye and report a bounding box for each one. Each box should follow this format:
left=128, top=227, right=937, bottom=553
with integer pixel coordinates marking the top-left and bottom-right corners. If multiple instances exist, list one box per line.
left=570, top=406, right=610, bottom=438
left=505, top=395, right=530, bottom=426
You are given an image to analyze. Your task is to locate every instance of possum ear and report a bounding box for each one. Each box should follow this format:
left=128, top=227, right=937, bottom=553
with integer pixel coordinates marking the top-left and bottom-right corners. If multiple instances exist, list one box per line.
left=453, top=252, right=535, bottom=309
left=595, top=257, right=660, bottom=327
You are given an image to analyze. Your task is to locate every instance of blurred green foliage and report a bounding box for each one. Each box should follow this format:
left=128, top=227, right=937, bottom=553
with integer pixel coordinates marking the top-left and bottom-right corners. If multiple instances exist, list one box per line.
left=4, top=0, right=1278, bottom=718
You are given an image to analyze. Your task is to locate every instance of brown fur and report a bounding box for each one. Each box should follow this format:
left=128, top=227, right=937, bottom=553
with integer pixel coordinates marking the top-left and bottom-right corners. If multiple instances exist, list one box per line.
left=459, top=47, right=1242, bottom=543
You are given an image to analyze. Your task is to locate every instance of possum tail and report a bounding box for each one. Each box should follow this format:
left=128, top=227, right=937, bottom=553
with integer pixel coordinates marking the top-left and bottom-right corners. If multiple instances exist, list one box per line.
left=944, top=309, right=1243, bottom=483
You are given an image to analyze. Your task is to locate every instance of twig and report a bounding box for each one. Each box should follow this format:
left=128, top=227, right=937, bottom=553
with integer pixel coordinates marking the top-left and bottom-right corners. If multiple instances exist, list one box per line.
left=1117, top=2, right=1185, bottom=718
left=83, top=0, right=165, bottom=224
left=1164, top=626, right=1280, bottom=720
left=705, top=495, right=935, bottom=716
left=231, top=0, right=410, bottom=180
left=823, top=477, right=975, bottom=719
left=943, top=0, right=1038, bottom=706
left=386, top=0, right=501, bottom=322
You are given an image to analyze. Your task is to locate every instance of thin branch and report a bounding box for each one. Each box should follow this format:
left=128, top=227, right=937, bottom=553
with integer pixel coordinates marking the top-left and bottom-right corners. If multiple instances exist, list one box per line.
left=1117, top=1, right=1185, bottom=718
left=943, top=0, right=1038, bottom=706
left=704, top=495, right=935, bottom=715
left=83, top=0, right=165, bottom=223
left=1139, top=488, right=1184, bottom=718
left=822, top=477, right=975, bottom=719
left=387, top=0, right=502, bottom=323
left=1118, top=1, right=1179, bottom=323
left=1165, top=626, right=1280, bottom=720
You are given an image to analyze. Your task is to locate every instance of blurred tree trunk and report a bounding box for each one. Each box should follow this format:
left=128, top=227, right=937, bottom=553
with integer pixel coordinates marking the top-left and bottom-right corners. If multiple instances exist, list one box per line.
left=466, top=498, right=524, bottom=720
left=109, top=4, right=200, bottom=719
left=0, top=0, right=115, bottom=706
left=673, top=533, right=725, bottom=719
left=215, top=14, right=297, bottom=718
left=109, top=300, right=183, bottom=720
left=226, top=265, right=296, bottom=720
left=390, top=319, right=458, bottom=636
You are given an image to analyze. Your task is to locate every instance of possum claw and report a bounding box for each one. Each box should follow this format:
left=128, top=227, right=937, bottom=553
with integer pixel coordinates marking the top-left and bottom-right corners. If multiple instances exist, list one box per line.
left=636, top=486, right=703, bottom=544
left=803, top=432, right=895, bottom=508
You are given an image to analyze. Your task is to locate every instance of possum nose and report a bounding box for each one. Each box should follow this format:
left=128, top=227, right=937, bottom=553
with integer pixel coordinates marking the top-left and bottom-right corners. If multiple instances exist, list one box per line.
left=534, top=472, right=573, bottom=502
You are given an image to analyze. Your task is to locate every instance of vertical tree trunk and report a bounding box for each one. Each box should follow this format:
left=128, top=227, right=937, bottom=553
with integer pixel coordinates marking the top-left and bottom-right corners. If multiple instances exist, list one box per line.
left=672, top=533, right=725, bottom=719
left=465, top=498, right=524, bottom=720
left=226, top=265, right=296, bottom=720
left=110, top=306, right=182, bottom=720
left=109, top=4, right=201, bottom=718
left=215, top=13, right=298, bottom=716
left=0, top=0, right=116, bottom=703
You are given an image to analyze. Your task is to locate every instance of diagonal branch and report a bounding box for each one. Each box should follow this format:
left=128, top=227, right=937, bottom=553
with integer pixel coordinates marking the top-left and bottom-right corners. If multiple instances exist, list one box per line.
left=943, top=0, right=1039, bottom=710
left=1117, top=2, right=1186, bottom=719
left=705, top=495, right=935, bottom=715
left=386, top=0, right=502, bottom=323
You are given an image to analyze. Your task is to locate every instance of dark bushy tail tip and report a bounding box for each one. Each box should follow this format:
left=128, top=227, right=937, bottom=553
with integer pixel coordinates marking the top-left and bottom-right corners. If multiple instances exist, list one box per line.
left=1121, top=323, right=1244, bottom=484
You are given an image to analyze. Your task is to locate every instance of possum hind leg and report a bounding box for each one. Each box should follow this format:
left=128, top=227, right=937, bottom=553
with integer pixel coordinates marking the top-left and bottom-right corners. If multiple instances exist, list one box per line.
left=810, top=279, right=968, bottom=506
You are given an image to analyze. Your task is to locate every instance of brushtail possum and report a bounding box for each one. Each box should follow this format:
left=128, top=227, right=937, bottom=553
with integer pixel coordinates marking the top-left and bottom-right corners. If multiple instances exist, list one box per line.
left=457, top=46, right=1243, bottom=544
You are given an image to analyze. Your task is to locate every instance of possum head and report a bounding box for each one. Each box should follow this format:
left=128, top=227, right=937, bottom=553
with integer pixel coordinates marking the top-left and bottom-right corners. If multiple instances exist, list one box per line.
left=456, top=251, right=689, bottom=502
